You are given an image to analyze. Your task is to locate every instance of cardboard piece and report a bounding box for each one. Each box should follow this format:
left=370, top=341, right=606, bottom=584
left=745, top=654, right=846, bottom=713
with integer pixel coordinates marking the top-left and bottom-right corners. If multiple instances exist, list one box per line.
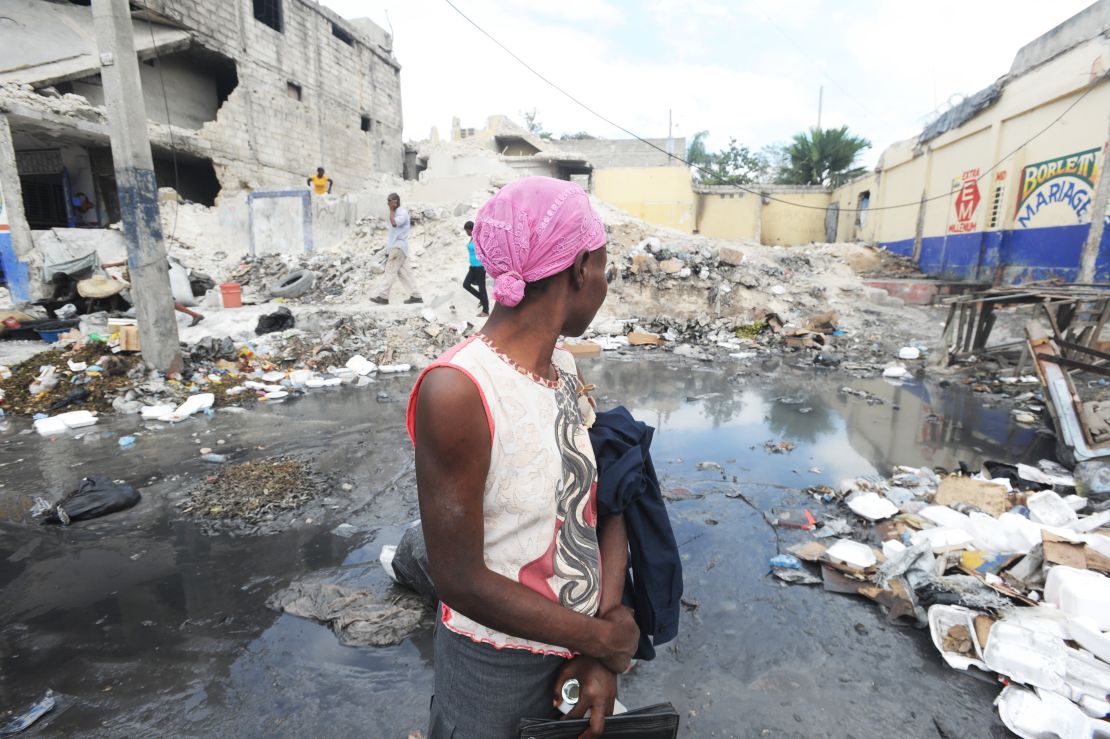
left=118, top=325, right=141, bottom=352
left=860, top=578, right=918, bottom=622
left=820, top=564, right=869, bottom=595
left=974, top=614, right=995, bottom=650
left=804, top=311, right=838, bottom=334
left=1042, top=531, right=1110, bottom=575
left=562, top=341, right=601, bottom=357
left=782, top=328, right=825, bottom=349
left=787, top=541, right=827, bottom=562
left=934, top=476, right=1011, bottom=517
left=627, top=331, right=665, bottom=347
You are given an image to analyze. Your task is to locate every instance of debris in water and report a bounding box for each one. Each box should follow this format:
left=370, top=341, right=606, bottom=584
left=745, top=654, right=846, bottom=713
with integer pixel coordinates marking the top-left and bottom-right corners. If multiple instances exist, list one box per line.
left=179, top=456, right=322, bottom=527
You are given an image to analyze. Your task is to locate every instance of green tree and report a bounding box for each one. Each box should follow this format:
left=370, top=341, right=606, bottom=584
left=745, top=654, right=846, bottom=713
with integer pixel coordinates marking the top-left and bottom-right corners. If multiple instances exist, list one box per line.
left=559, top=131, right=596, bottom=140
left=687, top=132, right=768, bottom=185
left=521, top=108, right=552, bottom=141
left=705, top=138, right=768, bottom=185
left=686, top=130, right=713, bottom=169
left=776, top=126, right=870, bottom=187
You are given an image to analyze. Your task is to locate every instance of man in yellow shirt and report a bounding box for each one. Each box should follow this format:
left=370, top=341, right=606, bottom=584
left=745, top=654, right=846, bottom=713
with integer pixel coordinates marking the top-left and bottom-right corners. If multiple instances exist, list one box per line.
left=307, top=167, right=333, bottom=195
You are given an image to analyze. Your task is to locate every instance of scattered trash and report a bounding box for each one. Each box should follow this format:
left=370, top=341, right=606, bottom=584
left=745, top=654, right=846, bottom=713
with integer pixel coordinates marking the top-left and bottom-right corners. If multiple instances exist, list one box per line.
left=33, top=475, right=141, bottom=525
left=768, top=507, right=816, bottom=530
left=898, top=346, right=921, bottom=360
left=1044, top=566, right=1110, bottom=629
left=0, top=690, right=56, bottom=736
left=118, top=435, right=136, bottom=448
left=825, top=539, right=877, bottom=569
left=813, top=517, right=852, bottom=538
left=178, top=457, right=323, bottom=531
left=33, top=410, right=98, bottom=436
left=332, top=523, right=359, bottom=538
left=769, top=554, right=802, bottom=569
left=934, top=476, right=1011, bottom=517
left=255, top=307, right=295, bottom=336
left=846, top=492, right=899, bottom=521
left=762, top=440, right=796, bottom=454
left=201, top=453, right=228, bottom=464
left=267, top=579, right=430, bottom=647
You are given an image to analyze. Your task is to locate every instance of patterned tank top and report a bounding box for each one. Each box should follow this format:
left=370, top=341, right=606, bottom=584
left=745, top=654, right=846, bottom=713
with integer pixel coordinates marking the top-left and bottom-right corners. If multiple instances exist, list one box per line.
left=407, top=334, right=600, bottom=657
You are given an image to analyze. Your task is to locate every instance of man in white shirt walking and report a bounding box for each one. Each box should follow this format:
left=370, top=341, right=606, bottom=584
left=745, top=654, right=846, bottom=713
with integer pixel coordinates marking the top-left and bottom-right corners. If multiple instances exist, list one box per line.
left=371, top=193, right=423, bottom=305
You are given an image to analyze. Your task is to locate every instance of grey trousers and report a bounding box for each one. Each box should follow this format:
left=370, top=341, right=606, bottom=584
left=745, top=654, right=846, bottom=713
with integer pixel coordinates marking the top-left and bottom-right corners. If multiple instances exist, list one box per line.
left=428, top=617, right=565, bottom=739
left=374, top=248, right=420, bottom=301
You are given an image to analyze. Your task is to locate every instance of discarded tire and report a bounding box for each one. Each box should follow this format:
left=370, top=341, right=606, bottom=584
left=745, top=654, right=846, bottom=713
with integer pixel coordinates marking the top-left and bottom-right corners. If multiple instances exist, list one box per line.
left=269, top=269, right=315, bottom=299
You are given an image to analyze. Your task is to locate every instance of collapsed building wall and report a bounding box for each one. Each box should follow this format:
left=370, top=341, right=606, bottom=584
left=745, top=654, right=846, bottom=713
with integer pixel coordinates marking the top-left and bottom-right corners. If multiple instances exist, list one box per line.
left=110, top=0, right=404, bottom=192
left=0, top=0, right=403, bottom=302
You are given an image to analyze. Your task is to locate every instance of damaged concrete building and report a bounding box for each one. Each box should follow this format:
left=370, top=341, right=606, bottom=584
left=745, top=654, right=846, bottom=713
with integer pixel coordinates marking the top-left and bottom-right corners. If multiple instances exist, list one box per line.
left=0, top=0, right=403, bottom=301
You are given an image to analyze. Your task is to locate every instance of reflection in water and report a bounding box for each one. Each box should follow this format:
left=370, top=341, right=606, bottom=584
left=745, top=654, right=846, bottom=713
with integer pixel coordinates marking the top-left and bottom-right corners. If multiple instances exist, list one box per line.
left=580, top=356, right=1050, bottom=479
left=0, top=357, right=1045, bottom=736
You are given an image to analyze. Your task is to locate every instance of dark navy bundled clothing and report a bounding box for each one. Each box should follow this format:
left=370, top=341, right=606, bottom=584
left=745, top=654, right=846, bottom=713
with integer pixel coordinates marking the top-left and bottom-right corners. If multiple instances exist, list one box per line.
left=589, top=406, right=683, bottom=660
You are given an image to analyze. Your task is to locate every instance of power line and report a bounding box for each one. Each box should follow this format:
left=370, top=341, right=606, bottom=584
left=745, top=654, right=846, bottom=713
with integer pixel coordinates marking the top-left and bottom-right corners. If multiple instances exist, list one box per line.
left=443, top=0, right=1104, bottom=213
left=146, top=21, right=180, bottom=241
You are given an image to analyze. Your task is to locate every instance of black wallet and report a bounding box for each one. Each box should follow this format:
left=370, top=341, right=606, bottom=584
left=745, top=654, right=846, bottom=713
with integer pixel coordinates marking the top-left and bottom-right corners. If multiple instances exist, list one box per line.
left=517, top=702, right=679, bottom=738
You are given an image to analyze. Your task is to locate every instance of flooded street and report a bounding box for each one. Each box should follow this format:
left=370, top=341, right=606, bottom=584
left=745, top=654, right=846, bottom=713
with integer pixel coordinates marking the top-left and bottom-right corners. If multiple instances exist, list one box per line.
left=0, top=356, right=1048, bottom=737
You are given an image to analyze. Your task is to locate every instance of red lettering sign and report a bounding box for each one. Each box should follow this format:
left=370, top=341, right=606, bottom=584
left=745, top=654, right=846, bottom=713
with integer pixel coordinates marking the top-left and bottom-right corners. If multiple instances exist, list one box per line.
left=949, top=171, right=981, bottom=234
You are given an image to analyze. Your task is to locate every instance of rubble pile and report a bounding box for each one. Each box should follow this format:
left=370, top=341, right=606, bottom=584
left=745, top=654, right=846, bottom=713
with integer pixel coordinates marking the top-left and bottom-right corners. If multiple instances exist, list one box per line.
left=552, top=208, right=943, bottom=366
left=0, top=341, right=139, bottom=415
left=777, top=457, right=1110, bottom=734
left=179, top=456, right=323, bottom=525
left=0, top=82, right=105, bottom=123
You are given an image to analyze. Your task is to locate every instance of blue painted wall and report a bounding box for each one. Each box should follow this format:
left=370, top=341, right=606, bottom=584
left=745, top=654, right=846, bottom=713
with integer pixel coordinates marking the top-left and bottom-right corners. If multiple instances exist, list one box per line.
left=880, top=218, right=1110, bottom=284
left=0, top=232, right=31, bottom=302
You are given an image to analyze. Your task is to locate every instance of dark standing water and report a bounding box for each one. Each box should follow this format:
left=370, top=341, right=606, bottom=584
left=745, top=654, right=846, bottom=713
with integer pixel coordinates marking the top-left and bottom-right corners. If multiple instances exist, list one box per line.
left=0, top=356, right=1048, bottom=737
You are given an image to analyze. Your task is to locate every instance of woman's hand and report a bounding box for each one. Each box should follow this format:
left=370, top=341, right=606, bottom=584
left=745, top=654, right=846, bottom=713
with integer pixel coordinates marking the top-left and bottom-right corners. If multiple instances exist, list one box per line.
left=554, top=656, right=617, bottom=739
left=596, top=605, right=639, bottom=675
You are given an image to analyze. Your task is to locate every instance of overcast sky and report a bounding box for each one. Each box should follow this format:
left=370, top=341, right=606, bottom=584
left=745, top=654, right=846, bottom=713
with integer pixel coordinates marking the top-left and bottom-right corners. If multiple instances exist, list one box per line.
left=321, top=0, right=1094, bottom=165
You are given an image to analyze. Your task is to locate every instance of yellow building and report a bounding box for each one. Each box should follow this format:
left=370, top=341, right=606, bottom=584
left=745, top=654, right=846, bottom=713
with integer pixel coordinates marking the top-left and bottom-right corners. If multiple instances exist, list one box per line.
left=830, top=1, right=1110, bottom=282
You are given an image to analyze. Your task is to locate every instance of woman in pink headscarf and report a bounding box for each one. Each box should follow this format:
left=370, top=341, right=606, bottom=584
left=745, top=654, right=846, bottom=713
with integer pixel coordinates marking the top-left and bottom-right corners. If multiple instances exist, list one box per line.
left=408, top=177, right=638, bottom=738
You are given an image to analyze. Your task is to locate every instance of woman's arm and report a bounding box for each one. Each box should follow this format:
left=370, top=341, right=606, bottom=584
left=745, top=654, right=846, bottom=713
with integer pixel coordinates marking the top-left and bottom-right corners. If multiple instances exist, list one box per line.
left=597, top=514, right=628, bottom=615
left=414, top=368, right=639, bottom=673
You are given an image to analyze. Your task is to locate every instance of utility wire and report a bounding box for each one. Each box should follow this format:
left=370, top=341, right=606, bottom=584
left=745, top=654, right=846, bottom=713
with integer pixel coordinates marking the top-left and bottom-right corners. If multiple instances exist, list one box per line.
left=147, top=21, right=180, bottom=242
left=443, top=0, right=1103, bottom=214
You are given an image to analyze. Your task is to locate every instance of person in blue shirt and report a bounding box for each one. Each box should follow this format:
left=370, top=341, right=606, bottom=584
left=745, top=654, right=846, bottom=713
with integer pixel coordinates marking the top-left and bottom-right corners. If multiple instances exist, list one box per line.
left=460, top=221, right=489, bottom=317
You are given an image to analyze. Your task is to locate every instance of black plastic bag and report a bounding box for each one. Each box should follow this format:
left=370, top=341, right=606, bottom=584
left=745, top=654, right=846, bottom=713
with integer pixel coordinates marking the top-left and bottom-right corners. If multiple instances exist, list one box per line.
left=255, top=307, right=295, bottom=336
left=36, top=475, right=141, bottom=525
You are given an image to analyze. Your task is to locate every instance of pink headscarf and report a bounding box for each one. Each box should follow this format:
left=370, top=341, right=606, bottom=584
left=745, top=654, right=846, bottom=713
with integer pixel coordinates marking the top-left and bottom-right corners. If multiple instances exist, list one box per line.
left=472, top=177, right=606, bottom=307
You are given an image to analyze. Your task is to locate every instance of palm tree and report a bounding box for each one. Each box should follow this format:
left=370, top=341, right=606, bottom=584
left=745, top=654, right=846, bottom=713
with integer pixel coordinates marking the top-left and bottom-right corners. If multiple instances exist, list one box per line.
left=777, top=126, right=870, bottom=187
left=686, top=130, right=714, bottom=176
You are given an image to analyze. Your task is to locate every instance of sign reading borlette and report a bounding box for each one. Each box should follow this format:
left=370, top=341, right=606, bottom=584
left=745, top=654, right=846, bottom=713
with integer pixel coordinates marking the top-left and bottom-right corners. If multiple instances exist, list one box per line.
left=1014, top=148, right=1100, bottom=229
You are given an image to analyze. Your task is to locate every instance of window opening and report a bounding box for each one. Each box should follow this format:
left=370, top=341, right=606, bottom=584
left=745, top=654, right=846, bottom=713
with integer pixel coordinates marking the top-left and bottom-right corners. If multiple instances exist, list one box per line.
left=286, top=81, right=302, bottom=101
left=332, top=23, right=354, bottom=45
left=253, top=0, right=283, bottom=32
left=360, top=115, right=371, bottom=132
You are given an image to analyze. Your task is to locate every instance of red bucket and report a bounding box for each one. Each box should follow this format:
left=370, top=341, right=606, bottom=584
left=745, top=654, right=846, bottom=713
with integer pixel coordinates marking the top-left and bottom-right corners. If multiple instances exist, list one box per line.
left=219, top=282, right=242, bottom=308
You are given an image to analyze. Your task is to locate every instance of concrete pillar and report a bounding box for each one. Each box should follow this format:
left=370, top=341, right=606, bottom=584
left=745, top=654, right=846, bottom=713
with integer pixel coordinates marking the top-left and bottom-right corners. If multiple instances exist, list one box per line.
left=92, top=0, right=181, bottom=373
left=1079, top=127, right=1110, bottom=283
left=912, top=190, right=927, bottom=264
left=755, top=191, right=765, bottom=244
left=0, top=115, right=36, bottom=304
